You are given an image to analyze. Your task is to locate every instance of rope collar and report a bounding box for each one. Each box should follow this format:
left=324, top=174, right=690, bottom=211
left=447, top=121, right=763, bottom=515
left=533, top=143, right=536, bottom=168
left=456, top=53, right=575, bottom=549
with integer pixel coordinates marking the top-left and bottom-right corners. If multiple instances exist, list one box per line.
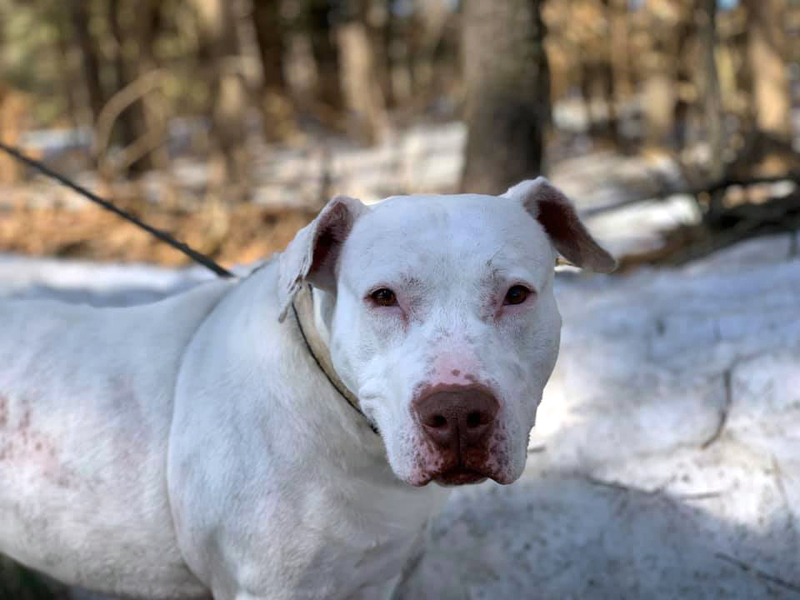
left=291, top=286, right=379, bottom=436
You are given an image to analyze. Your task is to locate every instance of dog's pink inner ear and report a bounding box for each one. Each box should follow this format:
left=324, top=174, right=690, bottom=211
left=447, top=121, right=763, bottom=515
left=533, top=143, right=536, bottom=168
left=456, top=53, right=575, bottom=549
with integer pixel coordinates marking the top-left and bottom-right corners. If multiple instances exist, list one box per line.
left=277, top=195, right=366, bottom=322
left=523, top=180, right=617, bottom=273
left=308, top=201, right=355, bottom=289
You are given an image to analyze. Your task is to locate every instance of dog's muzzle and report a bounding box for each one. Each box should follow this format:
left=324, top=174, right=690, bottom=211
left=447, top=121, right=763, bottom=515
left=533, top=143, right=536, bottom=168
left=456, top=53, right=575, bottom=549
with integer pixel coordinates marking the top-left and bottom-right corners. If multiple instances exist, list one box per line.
left=412, top=385, right=501, bottom=485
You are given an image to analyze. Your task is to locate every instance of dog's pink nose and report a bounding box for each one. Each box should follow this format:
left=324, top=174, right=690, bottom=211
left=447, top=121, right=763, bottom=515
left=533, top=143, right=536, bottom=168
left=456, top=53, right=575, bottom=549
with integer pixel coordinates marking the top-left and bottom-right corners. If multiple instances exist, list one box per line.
left=413, top=387, right=499, bottom=449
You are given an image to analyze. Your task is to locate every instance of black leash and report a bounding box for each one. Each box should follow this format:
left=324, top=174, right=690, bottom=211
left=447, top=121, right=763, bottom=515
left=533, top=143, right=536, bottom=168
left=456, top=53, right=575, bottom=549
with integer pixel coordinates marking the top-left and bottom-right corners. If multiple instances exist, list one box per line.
left=0, top=141, right=234, bottom=279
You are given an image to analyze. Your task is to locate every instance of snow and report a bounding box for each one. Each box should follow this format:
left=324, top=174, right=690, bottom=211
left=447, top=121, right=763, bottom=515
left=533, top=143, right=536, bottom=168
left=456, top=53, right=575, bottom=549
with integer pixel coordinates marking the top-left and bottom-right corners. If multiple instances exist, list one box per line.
left=1, top=220, right=798, bottom=598
left=402, top=233, right=800, bottom=599
left=581, top=193, right=702, bottom=256
left=7, top=121, right=691, bottom=216
left=0, top=256, right=205, bottom=306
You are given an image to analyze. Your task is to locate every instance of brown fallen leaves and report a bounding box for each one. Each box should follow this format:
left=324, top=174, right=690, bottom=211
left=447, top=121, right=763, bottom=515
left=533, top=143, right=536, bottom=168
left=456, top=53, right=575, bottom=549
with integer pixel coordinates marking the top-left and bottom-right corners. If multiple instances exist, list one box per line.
left=0, top=202, right=317, bottom=269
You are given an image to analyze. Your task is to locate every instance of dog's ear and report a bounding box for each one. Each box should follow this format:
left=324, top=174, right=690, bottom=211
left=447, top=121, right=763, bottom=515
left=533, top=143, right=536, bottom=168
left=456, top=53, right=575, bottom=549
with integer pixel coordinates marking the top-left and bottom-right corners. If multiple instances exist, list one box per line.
left=277, top=195, right=368, bottom=321
left=503, top=177, right=616, bottom=273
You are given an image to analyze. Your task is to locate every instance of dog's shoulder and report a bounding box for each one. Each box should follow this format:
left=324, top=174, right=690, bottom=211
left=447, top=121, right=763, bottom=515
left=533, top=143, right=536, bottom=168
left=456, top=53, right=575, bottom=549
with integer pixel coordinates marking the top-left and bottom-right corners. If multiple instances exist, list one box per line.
left=0, top=277, right=236, bottom=357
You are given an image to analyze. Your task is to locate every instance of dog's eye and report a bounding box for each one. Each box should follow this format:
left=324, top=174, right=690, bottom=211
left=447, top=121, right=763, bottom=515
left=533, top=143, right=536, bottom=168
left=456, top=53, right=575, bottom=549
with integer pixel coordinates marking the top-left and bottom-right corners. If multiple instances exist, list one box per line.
left=504, top=285, right=531, bottom=306
left=370, top=288, right=397, bottom=307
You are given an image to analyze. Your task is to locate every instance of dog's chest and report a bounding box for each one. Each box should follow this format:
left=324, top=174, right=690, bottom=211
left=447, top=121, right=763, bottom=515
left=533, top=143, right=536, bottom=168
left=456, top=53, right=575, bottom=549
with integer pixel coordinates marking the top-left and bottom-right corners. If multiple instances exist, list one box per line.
left=220, top=467, right=449, bottom=599
left=269, top=490, right=434, bottom=598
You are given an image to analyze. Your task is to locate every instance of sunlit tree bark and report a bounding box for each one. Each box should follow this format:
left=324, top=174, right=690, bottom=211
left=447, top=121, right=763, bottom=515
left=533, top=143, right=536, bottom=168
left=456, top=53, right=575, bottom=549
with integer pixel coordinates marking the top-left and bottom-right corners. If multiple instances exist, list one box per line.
left=337, top=0, right=387, bottom=144
left=743, top=0, right=790, bottom=141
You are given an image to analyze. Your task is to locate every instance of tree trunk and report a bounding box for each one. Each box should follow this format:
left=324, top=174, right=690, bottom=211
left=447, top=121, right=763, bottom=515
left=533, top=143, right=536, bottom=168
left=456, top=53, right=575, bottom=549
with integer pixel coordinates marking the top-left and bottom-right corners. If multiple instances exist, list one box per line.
left=672, top=3, right=695, bottom=152
left=337, top=0, right=388, bottom=145
left=251, top=0, right=296, bottom=141
left=460, top=0, right=550, bottom=194
left=600, top=0, right=619, bottom=145
left=132, top=0, right=170, bottom=173
left=609, top=0, right=633, bottom=100
left=252, top=0, right=287, bottom=93
left=108, top=0, right=158, bottom=174
left=699, top=0, right=724, bottom=181
left=579, top=61, right=594, bottom=132
left=744, top=0, right=790, bottom=141
left=642, top=56, right=676, bottom=147
left=0, top=84, right=27, bottom=184
left=53, top=7, right=82, bottom=131
left=67, top=0, right=108, bottom=127
left=375, top=0, right=395, bottom=109
left=409, top=0, right=451, bottom=106
left=193, top=0, right=251, bottom=200
left=641, top=3, right=685, bottom=149
left=307, top=0, right=344, bottom=111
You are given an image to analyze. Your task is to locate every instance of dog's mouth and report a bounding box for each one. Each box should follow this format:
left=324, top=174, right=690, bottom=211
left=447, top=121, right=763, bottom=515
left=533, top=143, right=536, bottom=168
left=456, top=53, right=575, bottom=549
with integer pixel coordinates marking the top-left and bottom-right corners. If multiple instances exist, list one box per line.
left=433, top=467, right=488, bottom=486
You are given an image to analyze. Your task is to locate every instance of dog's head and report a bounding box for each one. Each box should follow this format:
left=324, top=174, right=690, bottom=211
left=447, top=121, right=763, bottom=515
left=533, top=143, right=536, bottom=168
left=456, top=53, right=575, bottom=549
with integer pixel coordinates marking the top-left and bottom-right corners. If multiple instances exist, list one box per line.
left=278, top=178, right=615, bottom=486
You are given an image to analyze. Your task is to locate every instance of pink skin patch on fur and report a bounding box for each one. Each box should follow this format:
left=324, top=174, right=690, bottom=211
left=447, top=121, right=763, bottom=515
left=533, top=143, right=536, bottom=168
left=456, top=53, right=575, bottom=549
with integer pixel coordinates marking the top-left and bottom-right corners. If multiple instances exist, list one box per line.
left=430, top=353, right=480, bottom=387
left=407, top=434, right=447, bottom=487
left=483, top=423, right=513, bottom=484
left=0, top=395, right=72, bottom=488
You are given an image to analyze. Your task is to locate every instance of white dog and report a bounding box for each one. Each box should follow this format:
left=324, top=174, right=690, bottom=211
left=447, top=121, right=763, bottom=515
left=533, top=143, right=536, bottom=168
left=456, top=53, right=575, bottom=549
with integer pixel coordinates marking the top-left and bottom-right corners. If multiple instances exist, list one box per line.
left=0, top=178, right=614, bottom=600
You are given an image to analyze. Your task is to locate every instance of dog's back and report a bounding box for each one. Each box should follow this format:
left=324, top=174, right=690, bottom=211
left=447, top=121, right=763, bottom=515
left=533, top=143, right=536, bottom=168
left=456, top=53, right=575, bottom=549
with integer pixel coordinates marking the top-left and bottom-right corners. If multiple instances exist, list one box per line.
left=0, top=279, right=232, bottom=599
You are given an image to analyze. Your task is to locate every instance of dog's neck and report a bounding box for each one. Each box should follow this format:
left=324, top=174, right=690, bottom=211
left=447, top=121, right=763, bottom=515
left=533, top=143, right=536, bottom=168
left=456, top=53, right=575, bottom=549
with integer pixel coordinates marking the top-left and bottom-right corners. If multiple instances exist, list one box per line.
left=293, top=285, right=379, bottom=435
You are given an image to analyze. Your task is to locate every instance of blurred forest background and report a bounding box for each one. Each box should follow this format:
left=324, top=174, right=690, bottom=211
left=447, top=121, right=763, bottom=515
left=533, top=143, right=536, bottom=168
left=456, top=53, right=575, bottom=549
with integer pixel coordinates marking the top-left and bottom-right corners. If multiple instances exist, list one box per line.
left=1, top=1, right=799, bottom=597
left=0, top=0, right=798, bottom=270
